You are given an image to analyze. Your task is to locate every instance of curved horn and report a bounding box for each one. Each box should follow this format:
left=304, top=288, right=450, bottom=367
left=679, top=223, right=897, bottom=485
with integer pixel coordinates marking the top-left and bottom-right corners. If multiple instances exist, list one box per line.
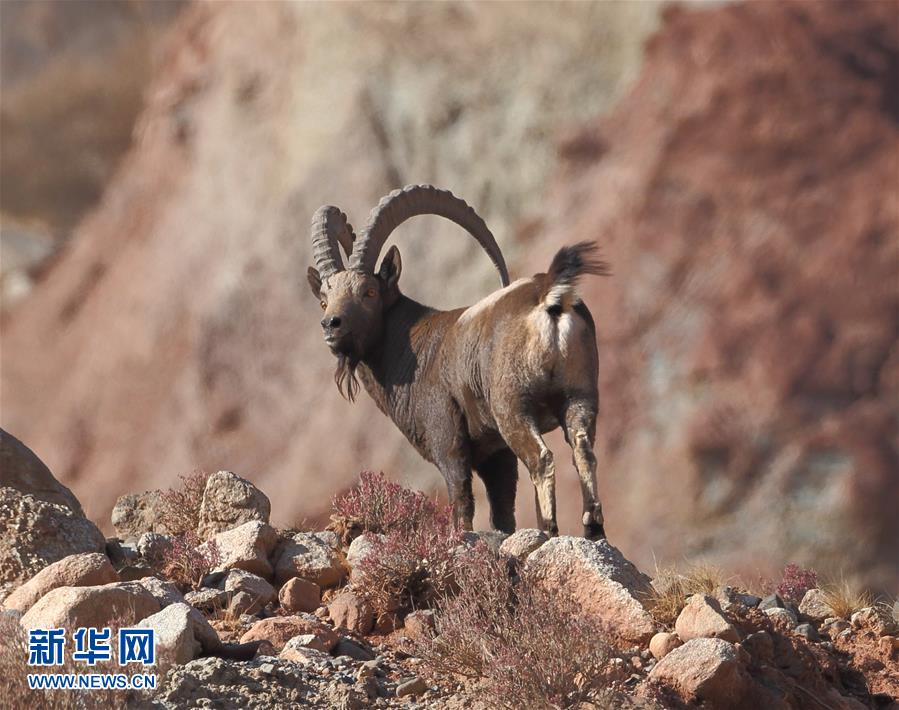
left=310, top=206, right=356, bottom=281
left=349, top=184, right=510, bottom=287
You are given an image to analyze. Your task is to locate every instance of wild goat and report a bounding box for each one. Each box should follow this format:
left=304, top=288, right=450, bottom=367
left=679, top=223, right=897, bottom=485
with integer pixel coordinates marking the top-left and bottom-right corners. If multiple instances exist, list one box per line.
left=307, top=185, right=609, bottom=539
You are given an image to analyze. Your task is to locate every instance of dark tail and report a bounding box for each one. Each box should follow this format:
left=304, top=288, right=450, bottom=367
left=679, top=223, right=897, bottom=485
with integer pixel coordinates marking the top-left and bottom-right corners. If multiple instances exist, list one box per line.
left=541, top=242, right=610, bottom=314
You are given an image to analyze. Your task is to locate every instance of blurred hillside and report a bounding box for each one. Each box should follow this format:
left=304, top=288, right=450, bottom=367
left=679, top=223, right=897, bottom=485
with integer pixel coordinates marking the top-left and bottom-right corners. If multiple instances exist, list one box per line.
left=1, top=1, right=897, bottom=590
left=0, top=0, right=184, bottom=304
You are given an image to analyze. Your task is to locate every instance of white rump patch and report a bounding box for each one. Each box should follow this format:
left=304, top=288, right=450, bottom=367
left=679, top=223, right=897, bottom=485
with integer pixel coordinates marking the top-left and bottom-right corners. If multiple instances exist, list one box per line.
left=528, top=308, right=579, bottom=366
left=457, top=278, right=530, bottom=325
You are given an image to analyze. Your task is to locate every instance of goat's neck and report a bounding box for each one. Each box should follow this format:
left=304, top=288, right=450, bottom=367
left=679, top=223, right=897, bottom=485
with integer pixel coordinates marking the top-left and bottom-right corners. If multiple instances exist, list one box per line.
left=358, top=294, right=449, bottom=435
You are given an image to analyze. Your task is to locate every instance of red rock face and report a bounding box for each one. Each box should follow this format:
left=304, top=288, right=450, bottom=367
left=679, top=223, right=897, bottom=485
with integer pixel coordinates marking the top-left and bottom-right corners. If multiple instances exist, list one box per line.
left=1, top=1, right=896, bottom=591
left=526, top=2, right=899, bottom=589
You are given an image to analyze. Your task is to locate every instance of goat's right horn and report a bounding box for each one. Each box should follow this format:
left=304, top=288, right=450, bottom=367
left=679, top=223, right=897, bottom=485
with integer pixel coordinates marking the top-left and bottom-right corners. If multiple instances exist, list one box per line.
left=349, top=184, right=510, bottom=287
left=310, top=205, right=356, bottom=281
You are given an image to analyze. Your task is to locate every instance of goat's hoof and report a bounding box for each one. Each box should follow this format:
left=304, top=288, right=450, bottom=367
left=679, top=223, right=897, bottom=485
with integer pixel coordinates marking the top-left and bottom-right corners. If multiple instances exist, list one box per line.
left=584, top=523, right=606, bottom=541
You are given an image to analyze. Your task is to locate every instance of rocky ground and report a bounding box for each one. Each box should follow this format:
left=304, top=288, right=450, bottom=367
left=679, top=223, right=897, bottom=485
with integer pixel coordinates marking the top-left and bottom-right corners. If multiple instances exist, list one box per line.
left=1, top=429, right=897, bottom=710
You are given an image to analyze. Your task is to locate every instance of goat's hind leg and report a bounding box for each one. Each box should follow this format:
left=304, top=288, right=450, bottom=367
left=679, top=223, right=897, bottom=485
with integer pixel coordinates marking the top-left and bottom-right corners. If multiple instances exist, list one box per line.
left=563, top=402, right=605, bottom=540
left=474, top=447, right=517, bottom=534
left=498, top=419, right=558, bottom=536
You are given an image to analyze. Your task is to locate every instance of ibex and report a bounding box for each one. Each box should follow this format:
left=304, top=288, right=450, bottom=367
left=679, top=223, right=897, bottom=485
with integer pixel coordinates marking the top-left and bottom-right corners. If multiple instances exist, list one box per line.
left=307, top=185, right=608, bottom=539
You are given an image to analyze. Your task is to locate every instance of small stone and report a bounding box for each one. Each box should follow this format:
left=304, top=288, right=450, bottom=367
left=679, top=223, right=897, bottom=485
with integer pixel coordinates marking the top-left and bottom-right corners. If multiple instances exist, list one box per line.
left=223, top=569, right=275, bottom=613
left=794, top=623, right=819, bottom=642
left=499, top=528, right=549, bottom=562
left=764, top=607, right=798, bottom=629
left=229, top=591, right=262, bottom=616
left=741, top=631, right=774, bottom=663
left=675, top=594, right=740, bottom=643
left=110, top=490, right=167, bottom=540
left=404, top=609, right=436, bottom=641
left=850, top=607, right=878, bottom=629
left=2, top=552, right=118, bottom=614
left=196, top=471, right=271, bottom=539
left=20, top=582, right=160, bottom=630
left=134, top=576, right=184, bottom=607
left=281, top=635, right=337, bottom=662
left=137, top=532, right=174, bottom=563
left=279, top=577, right=321, bottom=613
left=649, top=631, right=682, bottom=660
left=136, top=602, right=202, bottom=671
left=525, top=537, right=656, bottom=643
left=395, top=676, right=427, bottom=698
left=328, top=589, right=374, bottom=635
left=184, top=587, right=231, bottom=613
left=758, top=594, right=785, bottom=611
left=798, top=588, right=831, bottom=621
left=335, top=637, right=376, bottom=661
left=202, top=520, right=279, bottom=579
left=462, top=530, right=508, bottom=553
left=649, top=637, right=752, bottom=704
left=273, top=531, right=346, bottom=587
left=346, top=534, right=380, bottom=581
left=240, top=613, right=338, bottom=652
left=736, top=594, right=762, bottom=608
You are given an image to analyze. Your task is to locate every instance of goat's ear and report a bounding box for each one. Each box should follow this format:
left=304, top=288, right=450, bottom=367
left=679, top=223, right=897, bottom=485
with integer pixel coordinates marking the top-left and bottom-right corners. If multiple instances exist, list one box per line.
left=378, top=246, right=402, bottom=293
left=307, top=267, right=322, bottom=299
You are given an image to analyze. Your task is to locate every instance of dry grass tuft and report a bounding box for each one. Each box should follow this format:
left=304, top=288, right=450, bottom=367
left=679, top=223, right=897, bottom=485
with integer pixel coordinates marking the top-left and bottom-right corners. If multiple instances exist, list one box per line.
left=207, top=593, right=248, bottom=642
left=821, top=578, right=873, bottom=619
left=647, top=561, right=729, bottom=627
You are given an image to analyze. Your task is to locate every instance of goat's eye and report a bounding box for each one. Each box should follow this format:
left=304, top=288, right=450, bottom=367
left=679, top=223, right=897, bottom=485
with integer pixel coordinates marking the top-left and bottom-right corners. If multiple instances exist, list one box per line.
left=320, top=300, right=326, bottom=310
left=366, top=288, right=377, bottom=298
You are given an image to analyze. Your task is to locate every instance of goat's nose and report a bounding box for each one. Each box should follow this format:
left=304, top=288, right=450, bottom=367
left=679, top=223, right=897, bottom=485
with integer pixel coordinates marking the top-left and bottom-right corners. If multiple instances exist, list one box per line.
left=321, top=316, right=341, bottom=329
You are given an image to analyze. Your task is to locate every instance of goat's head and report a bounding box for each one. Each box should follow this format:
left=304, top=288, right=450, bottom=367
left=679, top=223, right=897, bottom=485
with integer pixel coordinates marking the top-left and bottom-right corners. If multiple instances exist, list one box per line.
left=307, top=184, right=511, bottom=399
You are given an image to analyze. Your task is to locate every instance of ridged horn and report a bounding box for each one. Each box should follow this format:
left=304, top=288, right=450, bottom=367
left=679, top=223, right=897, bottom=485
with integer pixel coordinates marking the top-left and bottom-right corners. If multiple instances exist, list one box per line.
left=310, top=205, right=356, bottom=281
left=349, top=184, right=510, bottom=287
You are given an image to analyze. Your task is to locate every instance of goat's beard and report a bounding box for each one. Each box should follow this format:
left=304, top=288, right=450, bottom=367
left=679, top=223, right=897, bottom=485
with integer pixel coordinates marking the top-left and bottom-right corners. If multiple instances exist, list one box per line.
left=334, top=354, right=360, bottom=402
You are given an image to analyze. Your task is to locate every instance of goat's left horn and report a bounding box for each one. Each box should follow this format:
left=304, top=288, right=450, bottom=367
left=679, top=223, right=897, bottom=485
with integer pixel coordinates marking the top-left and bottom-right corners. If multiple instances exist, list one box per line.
left=348, top=184, right=510, bottom=287
left=311, top=205, right=356, bottom=281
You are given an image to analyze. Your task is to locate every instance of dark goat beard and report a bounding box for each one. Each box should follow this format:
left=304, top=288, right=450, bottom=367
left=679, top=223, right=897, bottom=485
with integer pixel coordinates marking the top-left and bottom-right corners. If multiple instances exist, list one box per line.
left=334, top=354, right=360, bottom=402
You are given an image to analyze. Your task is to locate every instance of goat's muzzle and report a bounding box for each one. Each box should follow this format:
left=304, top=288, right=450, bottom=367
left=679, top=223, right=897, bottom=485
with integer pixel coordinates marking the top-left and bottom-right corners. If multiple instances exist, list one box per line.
left=322, top=323, right=354, bottom=357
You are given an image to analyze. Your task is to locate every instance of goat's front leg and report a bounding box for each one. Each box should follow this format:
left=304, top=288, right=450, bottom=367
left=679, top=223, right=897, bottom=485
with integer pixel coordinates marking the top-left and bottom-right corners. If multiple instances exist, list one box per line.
left=442, top=464, right=475, bottom=531
left=431, top=403, right=475, bottom=531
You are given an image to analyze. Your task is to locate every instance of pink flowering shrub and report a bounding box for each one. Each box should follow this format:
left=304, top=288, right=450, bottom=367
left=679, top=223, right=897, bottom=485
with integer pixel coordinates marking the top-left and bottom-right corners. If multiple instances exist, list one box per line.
left=776, top=563, right=819, bottom=602
left=332, top=471, right=463, bottom=614
left=413, top=544, right=618, bottom=709
left=158, top=467, right=211, bottom=535
left=330, top=470, right=435, bottom=540
left=161, top=530, right=222, bottom=590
